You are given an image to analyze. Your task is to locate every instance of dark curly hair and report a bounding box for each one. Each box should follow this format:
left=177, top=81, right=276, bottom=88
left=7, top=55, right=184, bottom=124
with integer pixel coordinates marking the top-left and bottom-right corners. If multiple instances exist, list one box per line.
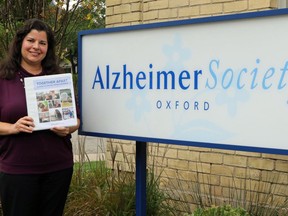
left=0, top=18, right=63, bottom=79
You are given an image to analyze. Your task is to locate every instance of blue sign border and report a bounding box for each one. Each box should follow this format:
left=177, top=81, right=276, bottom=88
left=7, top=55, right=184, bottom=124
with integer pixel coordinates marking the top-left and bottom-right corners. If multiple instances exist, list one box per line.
left=78, top=8, right=288, bottom=155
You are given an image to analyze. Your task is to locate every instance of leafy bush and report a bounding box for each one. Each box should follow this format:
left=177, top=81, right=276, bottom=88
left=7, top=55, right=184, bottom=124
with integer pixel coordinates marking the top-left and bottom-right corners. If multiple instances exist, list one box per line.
left=64, top=140, right=174, bottom=215
left=184, top=205, right=249, bottom=216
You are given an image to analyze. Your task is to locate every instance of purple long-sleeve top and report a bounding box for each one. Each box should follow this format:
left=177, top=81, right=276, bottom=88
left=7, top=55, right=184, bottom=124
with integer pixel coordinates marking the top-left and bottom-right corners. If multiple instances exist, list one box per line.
left=0, top=68, right=78, bottom=174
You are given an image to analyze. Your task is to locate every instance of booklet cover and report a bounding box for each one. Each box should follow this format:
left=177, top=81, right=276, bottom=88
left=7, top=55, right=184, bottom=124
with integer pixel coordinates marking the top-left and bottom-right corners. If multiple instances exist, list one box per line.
left=24, top=73, right=78, bottom=131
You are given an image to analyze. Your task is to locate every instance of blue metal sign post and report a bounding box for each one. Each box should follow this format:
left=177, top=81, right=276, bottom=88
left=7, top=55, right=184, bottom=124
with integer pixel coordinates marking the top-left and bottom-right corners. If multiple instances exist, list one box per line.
left=136, top=141, right=147, bottom=216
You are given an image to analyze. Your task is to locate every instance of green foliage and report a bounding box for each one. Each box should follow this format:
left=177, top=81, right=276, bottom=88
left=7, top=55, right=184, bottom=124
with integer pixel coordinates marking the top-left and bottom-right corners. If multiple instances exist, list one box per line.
left=0, top=0, right=105, bottom=64
left=64, top=140, right=173, bottom=216
left=65, top=161, right=172, bottom=215
left=184, top=205, right=249, bottom=216
left=146, top=172, right=175, bottom=216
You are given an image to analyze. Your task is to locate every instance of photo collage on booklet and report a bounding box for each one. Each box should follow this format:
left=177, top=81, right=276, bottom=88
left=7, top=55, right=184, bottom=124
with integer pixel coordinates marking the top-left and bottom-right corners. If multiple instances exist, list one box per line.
left=36, top=89, right=75, bottom=123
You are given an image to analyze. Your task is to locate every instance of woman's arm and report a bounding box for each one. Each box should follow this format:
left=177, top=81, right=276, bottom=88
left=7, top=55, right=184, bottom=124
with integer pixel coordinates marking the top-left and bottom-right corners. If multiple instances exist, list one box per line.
left=0, top=116, right=34, bottom=135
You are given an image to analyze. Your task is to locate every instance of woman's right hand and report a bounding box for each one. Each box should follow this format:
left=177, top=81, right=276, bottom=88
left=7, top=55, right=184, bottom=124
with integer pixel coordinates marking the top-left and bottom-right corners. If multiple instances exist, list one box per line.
left=12, top=116, right=35, bottom=134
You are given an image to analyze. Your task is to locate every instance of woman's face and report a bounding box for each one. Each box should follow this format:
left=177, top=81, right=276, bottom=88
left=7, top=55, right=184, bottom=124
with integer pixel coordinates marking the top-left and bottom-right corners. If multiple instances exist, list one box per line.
left=21, top=29, right=48, bottom=69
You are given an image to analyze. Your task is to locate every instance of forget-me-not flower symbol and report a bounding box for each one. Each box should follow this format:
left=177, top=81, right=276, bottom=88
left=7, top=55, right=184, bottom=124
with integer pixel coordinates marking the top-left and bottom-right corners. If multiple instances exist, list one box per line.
left=216, top=87, right=249, bottom=116
left=162, top=34, right=191, bottom=69
left=126, top=90, right=151, bottom=122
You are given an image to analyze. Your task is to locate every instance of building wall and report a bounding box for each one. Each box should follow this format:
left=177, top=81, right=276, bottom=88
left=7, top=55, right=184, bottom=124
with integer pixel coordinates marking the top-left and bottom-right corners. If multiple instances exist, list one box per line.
left=105, top=0, right=288, bottom=213
left=106, top=0, right=278, bottom=27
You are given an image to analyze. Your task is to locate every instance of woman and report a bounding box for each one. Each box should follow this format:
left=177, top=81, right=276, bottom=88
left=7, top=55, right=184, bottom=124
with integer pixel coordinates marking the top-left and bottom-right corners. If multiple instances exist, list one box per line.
left=0, top=19, right=80, bottom=216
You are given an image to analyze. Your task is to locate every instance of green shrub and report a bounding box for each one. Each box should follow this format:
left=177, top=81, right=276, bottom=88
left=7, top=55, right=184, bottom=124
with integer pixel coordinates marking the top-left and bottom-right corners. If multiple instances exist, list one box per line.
left=184, top=205, right=249, bottom=216
left=64, top=140, right=174, bottom=216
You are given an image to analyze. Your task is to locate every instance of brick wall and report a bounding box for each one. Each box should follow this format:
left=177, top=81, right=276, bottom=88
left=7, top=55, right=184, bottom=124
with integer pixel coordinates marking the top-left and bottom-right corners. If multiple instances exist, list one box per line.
left=106, top=0, right=278, bottom=27
left=105, top=0, right=288, bottom=213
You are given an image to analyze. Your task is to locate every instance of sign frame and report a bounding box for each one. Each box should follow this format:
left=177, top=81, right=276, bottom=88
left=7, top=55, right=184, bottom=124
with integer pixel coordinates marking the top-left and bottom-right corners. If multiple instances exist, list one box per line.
left=78, top=8, right=288, bottom=155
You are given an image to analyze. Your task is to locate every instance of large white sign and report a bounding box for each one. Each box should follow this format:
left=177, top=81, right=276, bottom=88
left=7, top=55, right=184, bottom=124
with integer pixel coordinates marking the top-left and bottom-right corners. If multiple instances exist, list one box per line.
left=78, top=9, right=288, bottom=154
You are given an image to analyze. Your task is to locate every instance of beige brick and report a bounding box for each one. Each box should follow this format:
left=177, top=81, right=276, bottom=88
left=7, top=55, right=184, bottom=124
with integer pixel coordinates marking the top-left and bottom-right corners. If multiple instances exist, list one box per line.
left=220, top=176, right=238, bottom=188
left=105, top=14, right=122, bottom=25
left=106, top=0, right=122, bottom=7
left=169, top=0, right=189, bottom=8
left=114, top=153, right=125, bottom=163
left=212, top=0, right=233, bottom=2
left=248, top=157, right=274, bottom=170
left=275, top=160, right=288, bottom=172
left=189, top=162, right=211, bottom=173
left=221, top=187, right=231, bottom=199
left=213, top=186, right=223, bottom=197
left=273, top=194, right=288, bottom=204
left=160, top=147, right=177, bottom=158
left=131, top=3, right=142, bottom=12
left=200, top=152, right=223, bottom=164
left=273, top=186, right=288, bottom=197
left=147, top=156, right=168, bottom=167
left=223, top=155, right=247, bottom=167
left=149, top=0, right=169, bottom=10
left=143, top=10, right=159, bottom=20
left=248, top=0, right=276, bottom=9
left=122, top=0, right=141, bottom=3
left=189, top=146, right=211, bottom=152
left=212, top=148, right=235, bottom=154
left=161, top=168, right=178, bottom=178
left=211, top=164, right=233, bottom=176
left=234, top=167, right=260, bottom=180
left=114, top=4, right=131, bottom=14
left=106, top=160, right=113, bottom=168
left=169, top=144, right=183, bottom=152
left=196, top=184, right=212, bottom=194
left=190, top=0, right=211, bottom=6
left=262, top=153, right=288, bottom=160
left=159, top=8, right=178, bottom=19
left=246, top=180, right=272, bottom=194
left=106, top=7, right=114, bottom=16
left=197, top=173, right=220, bottom=185
left=120, top=144, right=135, bottom=154
left=271, top=0, right=279, bottom=7
left=168, top=158, right=189, bottom=170
left=122, top=12, right=141, bottom=22
left=179, top=6, right=200, bottom=17
left=224, top=0, right=248, bottom=13
left=177, top=170, right=194, bottom=181
left=275, top=172, right=288, bottom=183
left=153, top=143, right=171, bottom=149
left=159, top=176, right=169, bottom=187
left=178, top=149, right=200, bottom=161
left=171, top=145, right=189, bottom=150
left=148, top=144, right=173, bottom=157
left=200, top=3, right=223, bottom=15
left=261, top=170, right=288, bottom=183
left=112, top=139, right=134, bottom=145
left=235, top=150, right=261, bottom=157
left=119, top=162, right=135, bottom=172
left=143, top=2, right=149, bottom=12
left=275, top=161, right=288, bottom=173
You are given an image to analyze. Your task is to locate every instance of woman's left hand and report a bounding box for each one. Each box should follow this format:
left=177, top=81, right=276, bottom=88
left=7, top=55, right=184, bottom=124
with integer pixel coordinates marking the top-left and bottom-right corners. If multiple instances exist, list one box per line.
left=50, top=126, right=70, bottom=137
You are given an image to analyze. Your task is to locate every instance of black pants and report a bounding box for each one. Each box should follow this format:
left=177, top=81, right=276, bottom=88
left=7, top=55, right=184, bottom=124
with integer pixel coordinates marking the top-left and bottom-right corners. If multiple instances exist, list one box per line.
left=0, top=168, right=73, bottom=216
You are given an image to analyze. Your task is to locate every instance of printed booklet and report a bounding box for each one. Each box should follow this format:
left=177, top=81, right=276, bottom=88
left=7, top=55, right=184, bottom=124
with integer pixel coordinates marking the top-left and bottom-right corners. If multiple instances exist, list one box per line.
left=24, top=73, right=78, bottom=131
